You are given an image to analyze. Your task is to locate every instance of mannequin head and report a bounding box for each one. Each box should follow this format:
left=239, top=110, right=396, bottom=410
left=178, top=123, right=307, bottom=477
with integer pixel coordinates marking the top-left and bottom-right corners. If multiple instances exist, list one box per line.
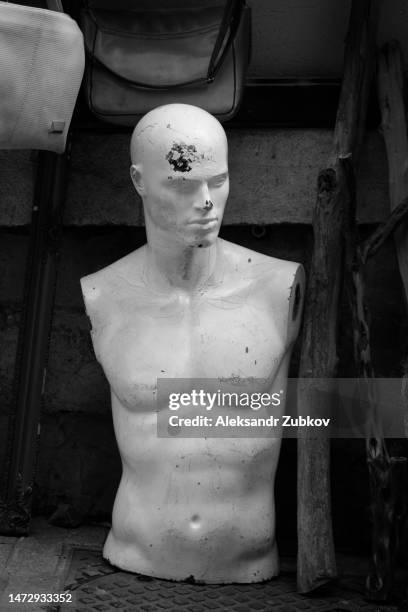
left=130, top=104, right=229, bottom=249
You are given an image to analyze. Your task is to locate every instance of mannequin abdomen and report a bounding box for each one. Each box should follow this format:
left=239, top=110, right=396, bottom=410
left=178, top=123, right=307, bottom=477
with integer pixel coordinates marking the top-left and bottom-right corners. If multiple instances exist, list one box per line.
left=103, top=403, right=282, bottom=583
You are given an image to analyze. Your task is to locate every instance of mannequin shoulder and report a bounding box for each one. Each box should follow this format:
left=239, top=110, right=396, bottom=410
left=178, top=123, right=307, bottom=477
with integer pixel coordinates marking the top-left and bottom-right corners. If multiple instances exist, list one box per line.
left=220, top=239, right=305, bottom=345
left=80, top=247, right=146, bottom=323
left=220, top=239, right=305, bottom=294
left=259, top=256, right=305, bottom=347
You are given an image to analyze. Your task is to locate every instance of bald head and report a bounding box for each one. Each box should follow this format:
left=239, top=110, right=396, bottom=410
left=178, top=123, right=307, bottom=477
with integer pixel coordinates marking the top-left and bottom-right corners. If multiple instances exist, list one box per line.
left=130, top=104, right=227, bottom=170
left=129, top=104, right=229, bottom=249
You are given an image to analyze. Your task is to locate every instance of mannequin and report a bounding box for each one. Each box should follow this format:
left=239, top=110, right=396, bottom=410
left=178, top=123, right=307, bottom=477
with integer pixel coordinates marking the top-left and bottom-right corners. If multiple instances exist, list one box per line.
left=81, top=104, right=305, bottom=584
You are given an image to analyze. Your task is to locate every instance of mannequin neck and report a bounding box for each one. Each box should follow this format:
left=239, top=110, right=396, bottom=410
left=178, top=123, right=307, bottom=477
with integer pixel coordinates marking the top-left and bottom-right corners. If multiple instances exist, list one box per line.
left=144, top=225, right=221, bottom=293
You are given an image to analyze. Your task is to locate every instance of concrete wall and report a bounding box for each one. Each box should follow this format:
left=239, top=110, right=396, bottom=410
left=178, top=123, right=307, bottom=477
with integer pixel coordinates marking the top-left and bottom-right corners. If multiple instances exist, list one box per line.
left=0, top=230, right=28, bottom=494
left=0, top=130, right=392, bottom=227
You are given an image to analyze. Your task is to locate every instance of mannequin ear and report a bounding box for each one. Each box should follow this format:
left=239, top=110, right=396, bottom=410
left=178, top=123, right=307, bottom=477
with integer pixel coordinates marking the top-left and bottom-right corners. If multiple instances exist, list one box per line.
left=130, top=164, right=144, bottom=195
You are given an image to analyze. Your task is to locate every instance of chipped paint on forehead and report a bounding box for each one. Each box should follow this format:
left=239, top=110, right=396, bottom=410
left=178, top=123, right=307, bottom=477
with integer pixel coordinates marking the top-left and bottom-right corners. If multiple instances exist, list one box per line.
left=165, top=143, right=201, bottom=173
left=165, top=140, right=220, bottom=178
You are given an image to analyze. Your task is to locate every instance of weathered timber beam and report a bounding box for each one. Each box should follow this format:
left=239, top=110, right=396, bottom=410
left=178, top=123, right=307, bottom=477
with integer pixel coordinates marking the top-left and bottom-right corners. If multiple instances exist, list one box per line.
left=362, top=195, right=408, bottom=263
left=377, top=38, right=408, bottom=604
left=297, top=0, right=379, bottom=594
left=343, top=152, right=408, bottom=601
left=378, top=41, right=408, bottom=304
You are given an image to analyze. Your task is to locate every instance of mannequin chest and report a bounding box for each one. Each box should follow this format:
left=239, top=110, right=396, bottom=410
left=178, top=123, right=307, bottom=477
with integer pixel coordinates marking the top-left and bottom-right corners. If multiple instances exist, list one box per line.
left=92, top=289, right=286, bottom=411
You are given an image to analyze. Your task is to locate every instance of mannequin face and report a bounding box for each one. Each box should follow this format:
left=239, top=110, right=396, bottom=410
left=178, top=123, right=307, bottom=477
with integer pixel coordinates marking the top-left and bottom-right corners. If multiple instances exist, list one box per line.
left=130, top=105, right=229, bottom=248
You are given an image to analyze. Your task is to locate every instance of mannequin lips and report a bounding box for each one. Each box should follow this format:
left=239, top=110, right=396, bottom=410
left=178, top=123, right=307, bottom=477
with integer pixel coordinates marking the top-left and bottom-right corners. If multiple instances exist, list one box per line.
left=188, top=218, right=218, bottom=227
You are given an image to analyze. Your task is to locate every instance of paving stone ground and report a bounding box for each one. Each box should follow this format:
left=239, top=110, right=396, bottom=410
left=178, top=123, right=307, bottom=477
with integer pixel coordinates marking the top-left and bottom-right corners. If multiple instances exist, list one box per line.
left=0, top=519, right=405, bottom=612
left=0, top=518, right=106, bottom=612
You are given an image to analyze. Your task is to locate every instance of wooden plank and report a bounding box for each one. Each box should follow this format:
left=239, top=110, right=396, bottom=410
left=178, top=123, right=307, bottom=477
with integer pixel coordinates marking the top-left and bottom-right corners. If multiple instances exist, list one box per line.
left=377, top=37, right=408, bottom=604
left=297, top=0, right=378, bottom=593
left=378, top=41, right=408, bottom=302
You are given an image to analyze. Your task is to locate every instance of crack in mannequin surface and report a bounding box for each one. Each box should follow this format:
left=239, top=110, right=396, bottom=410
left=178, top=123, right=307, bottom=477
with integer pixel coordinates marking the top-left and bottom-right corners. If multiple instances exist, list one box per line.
left=81, top=103, right=305, bottom=584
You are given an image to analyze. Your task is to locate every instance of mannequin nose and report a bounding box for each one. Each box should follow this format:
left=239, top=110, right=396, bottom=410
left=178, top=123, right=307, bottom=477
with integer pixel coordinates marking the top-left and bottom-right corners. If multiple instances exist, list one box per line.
left=194, top=183, right=212, bottom=211
left=203, top=199, right=213, bottom=211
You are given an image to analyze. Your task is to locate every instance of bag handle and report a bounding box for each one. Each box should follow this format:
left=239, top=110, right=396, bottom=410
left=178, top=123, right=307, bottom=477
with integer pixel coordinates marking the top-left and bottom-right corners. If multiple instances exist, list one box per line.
left=207, top=0, right=244, bottom=82
left=85, top=0, right=245, bottom=90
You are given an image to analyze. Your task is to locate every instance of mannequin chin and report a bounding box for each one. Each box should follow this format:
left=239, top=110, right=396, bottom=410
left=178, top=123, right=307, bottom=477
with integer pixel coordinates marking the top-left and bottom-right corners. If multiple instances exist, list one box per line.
left=81, top=103, right=305, bottom=583
left=191, top=232, right=218, bottom=249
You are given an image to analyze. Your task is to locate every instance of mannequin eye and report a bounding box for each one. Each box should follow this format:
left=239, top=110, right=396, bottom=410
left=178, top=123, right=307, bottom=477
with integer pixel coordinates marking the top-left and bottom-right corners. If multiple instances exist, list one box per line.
left=167, top=178, right=196, bottom=191
left=209, top=173, right=228, bottom=188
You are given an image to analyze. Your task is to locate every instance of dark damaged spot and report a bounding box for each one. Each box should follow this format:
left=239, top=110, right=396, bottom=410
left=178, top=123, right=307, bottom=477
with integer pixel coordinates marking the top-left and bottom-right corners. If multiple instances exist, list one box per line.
left=166, top=142, right=200, bottom=173
left=292, top=283, right=301, bottom=321
left=184, top=574, right=205, bottom=585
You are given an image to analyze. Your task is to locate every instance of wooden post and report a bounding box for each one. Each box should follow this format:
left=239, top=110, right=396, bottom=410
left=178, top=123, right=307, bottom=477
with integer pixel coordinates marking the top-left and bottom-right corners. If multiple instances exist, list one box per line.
left=297, top=0, right=379, bottom=593
left=377, top=41, right=408, bottom=304
left=377, top=38, right=408, bottom=604
left=342, top=155, right=397, bottom=601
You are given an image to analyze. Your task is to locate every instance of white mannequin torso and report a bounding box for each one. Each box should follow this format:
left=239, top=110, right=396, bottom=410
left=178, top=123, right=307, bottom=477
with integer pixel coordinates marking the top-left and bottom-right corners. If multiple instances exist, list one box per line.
left=81, top=238, right=304, bottom=583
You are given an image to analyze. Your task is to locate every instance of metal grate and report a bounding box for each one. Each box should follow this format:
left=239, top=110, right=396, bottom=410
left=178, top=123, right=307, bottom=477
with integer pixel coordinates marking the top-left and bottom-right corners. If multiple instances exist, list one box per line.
left=48, top=548, right=399, bottom=612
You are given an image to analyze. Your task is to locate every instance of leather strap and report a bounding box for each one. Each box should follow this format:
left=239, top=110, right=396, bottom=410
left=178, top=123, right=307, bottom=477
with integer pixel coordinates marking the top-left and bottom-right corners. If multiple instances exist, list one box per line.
left=207, top=0, right=244, bottom=82
left=84, top=0, right=245, bottom=90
